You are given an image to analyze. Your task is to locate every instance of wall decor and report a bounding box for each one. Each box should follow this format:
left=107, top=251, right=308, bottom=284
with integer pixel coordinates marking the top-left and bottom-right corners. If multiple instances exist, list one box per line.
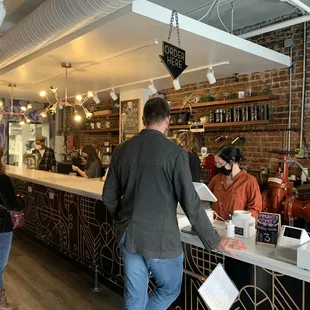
left=120, top=99, right=140, bottom=142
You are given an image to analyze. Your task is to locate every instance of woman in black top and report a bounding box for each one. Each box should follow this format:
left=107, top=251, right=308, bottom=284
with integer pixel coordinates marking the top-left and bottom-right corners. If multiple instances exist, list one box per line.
left=177, top=131, right=201, bottom=182
left=0, top=147, right=23, bottom=309
left=72, top=145, right=101, bottom=178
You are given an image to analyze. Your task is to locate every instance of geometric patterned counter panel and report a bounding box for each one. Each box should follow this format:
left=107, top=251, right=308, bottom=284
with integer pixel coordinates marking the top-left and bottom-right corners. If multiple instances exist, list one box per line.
left=174, top=243, right=310, bottom=310
left=11, top=178, right=310, bottom=309
left=11, top=178, right=124, bottom=289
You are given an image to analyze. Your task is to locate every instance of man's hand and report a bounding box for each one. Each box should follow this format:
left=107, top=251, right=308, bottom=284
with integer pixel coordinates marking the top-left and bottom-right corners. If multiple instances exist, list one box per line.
left=217, top=237, right=247, bottom=258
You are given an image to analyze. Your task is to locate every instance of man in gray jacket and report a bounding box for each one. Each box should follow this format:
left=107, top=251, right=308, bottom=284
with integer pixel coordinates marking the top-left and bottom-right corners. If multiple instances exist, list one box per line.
left=102, top=97, right=245, bottom=310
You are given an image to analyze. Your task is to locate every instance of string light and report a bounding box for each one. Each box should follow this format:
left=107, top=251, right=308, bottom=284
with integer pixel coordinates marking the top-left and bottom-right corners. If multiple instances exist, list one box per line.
left=0, top=84, right=32, bottom=125
left=39, top=62, right=99, bottom=121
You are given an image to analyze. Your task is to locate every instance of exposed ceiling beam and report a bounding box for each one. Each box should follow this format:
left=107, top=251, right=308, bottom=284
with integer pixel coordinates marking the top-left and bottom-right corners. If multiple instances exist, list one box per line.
left=239, top=14, right=310, bottom=38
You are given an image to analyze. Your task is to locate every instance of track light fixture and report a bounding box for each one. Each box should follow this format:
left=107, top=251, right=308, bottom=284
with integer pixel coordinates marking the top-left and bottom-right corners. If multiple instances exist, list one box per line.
left=110, top=89, right=118, bottom=101
left=173, top=78, right=181, bottom=91
left=231, top=136, right=245, bottom=146
left=148, top=80, right=158, bottom=95
left=206, top=68, right=216, bottom=84
left=93, top=95, right=100, bottom=104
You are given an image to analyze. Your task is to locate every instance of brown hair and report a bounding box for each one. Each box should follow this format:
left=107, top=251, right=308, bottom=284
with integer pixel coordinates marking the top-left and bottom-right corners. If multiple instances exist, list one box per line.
left=177, top=131, right=199, bottom=153
left=82, top=145, right=100, bottom=169
left=0, top=147, right=5, bottom=174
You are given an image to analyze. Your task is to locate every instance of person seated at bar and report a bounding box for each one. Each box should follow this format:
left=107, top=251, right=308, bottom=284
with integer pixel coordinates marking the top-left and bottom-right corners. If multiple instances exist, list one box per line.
left=33, top=135, right=56, bottom=172
left=72, top=145, right=101, bottom=178
left=208, top=145, right=262, bottom=221
left=177, top=131, right=201, bottom=182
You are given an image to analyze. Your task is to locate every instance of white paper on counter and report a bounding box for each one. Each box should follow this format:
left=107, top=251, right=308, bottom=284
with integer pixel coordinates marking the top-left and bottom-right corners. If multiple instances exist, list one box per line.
left=198, top=263, right=239, bottom=310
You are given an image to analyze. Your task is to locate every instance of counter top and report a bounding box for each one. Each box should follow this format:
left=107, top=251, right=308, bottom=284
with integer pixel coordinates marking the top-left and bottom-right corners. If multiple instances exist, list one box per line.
left=8, top=166, right=310, bottom=282
left=6, top=166, right=103, bottom=200
left=177, top=215, right=310, bottom=283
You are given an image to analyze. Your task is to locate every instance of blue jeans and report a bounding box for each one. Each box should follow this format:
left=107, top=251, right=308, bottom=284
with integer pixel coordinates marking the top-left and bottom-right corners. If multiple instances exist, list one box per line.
left=0, top=232, right=13, bottom=288
left=120, top=234, right=184, bottom=310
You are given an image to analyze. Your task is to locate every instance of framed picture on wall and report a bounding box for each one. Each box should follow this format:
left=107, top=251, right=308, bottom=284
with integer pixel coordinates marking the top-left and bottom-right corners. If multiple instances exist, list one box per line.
left=120, top=99, right=140, bottom=143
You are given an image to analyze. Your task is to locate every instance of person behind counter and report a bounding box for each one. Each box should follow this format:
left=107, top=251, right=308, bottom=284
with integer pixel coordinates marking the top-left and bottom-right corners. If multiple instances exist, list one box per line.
left=34, top=135, right=56, bottom=172
left=72, top=145, right=101, bottom=179
left=208, top=145, right=262, bottom=221
left=177, top=131, right=201, bottom=182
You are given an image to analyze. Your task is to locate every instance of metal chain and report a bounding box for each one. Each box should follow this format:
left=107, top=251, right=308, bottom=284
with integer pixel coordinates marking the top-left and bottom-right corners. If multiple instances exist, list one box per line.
left=167, top=10, right=181, bottom=47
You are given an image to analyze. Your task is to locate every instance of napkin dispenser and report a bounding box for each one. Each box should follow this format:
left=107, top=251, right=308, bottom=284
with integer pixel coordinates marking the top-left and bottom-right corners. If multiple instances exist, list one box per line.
left=232, top=210, right=256, bottom=238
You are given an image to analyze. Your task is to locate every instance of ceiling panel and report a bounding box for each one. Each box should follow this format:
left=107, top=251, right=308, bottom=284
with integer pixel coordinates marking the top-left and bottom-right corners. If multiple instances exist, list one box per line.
left=150, top=0, right=310, bottom=31
left=0, top=1, right=290, bottom=102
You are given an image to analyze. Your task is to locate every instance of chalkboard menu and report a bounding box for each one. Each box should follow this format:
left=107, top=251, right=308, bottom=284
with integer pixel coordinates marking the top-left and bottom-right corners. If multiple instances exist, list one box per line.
left=256, top=212, right=281, bottom=247
left=120, top=99, right=140, bottom=142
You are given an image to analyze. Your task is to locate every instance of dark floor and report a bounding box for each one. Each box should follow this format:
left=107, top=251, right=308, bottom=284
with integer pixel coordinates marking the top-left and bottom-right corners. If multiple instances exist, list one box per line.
left=3, top=233, right=123, bottom=310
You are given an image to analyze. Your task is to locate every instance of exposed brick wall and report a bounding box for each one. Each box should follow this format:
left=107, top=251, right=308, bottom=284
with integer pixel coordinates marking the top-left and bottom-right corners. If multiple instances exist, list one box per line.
left=162, top=24, right=310, bottom=175
left=66, top=99, right=119, bottom=148
left=66, top=24, right=310, bottom=178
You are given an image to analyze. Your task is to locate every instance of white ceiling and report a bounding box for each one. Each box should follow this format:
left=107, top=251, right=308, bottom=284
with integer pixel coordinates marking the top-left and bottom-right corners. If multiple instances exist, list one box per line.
left=3, top=0, right=310, bottom=33
left=0, top=0, right=290, bottom=101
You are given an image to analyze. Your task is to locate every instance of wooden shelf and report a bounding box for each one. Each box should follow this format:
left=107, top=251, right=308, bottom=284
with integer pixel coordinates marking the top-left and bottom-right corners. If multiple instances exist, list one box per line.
left=170, top=95, right=279, bottom=111
left=71, top=128, right=119, bottom=133
left=169, top=120, right=278, bottom=130
left=92, top=113, right=119, bottom=118
left=204, top=120, right=277, bottom=128
left=169, top=125, right=190, bottom=130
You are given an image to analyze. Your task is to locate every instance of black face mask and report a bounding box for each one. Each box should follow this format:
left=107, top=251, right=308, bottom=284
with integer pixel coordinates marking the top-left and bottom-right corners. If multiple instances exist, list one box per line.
left=217, top=165, right=232, bottom=176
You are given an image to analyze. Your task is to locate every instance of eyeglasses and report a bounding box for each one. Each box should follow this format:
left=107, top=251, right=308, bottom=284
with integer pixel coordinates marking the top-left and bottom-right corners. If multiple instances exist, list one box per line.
left=214, top=161, right=228, bottom=168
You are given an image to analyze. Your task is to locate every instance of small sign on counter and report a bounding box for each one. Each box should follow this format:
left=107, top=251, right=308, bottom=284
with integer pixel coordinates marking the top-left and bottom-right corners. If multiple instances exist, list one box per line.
left=256, top=212, right=281, bottom=247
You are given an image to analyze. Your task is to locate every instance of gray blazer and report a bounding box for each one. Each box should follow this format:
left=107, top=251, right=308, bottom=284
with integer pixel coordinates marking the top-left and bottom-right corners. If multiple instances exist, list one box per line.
left=102, top=129, right=221, bottom=259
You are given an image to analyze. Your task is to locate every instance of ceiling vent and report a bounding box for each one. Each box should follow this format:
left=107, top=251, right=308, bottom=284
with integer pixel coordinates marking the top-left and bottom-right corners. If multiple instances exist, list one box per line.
left=0, top=0, right=134, bottom=70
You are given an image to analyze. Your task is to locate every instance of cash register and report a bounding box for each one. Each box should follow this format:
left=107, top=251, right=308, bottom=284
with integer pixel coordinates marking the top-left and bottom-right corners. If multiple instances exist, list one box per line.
left=274, top=225, right=310, bottom=265
left=181, top=182, right=217, bottom=234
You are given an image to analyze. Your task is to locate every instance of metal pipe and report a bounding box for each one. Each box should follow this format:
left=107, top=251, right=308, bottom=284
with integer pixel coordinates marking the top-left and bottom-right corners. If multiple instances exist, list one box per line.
left=288, top=46, right=293, bottom=154
left=198, top=0, right=219, bottom=22
left=239, top=15, right=310, bottom=39
left=0, top=0, right=134, bottom=70
left=300, top=22, right=307, bottom=148
left=231, top=0, right=234, bottom=34
left=280, top=0, right=310, bottom=13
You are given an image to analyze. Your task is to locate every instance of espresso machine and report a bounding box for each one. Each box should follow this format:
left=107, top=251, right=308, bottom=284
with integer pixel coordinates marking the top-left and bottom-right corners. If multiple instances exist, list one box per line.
left=101, top=142, right=112, bottom=166
left=23, top=153, right=40, bottom=170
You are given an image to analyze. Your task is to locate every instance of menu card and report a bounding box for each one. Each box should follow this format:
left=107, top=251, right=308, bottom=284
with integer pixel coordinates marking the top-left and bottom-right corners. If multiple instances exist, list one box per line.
left=256, top=212, right=281, bottom=247
left=198, top=264, right=239, bottom=310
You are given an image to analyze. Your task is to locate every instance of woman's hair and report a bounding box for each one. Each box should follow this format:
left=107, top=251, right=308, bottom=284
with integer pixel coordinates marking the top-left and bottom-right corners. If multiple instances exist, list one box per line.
left=216, top=145, right=245, bottom=163
left=0, top=147, right=4, bottom=174
left=82, top=145, right=100, bottom=169
left=177, top=131, right=199, bottom=153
